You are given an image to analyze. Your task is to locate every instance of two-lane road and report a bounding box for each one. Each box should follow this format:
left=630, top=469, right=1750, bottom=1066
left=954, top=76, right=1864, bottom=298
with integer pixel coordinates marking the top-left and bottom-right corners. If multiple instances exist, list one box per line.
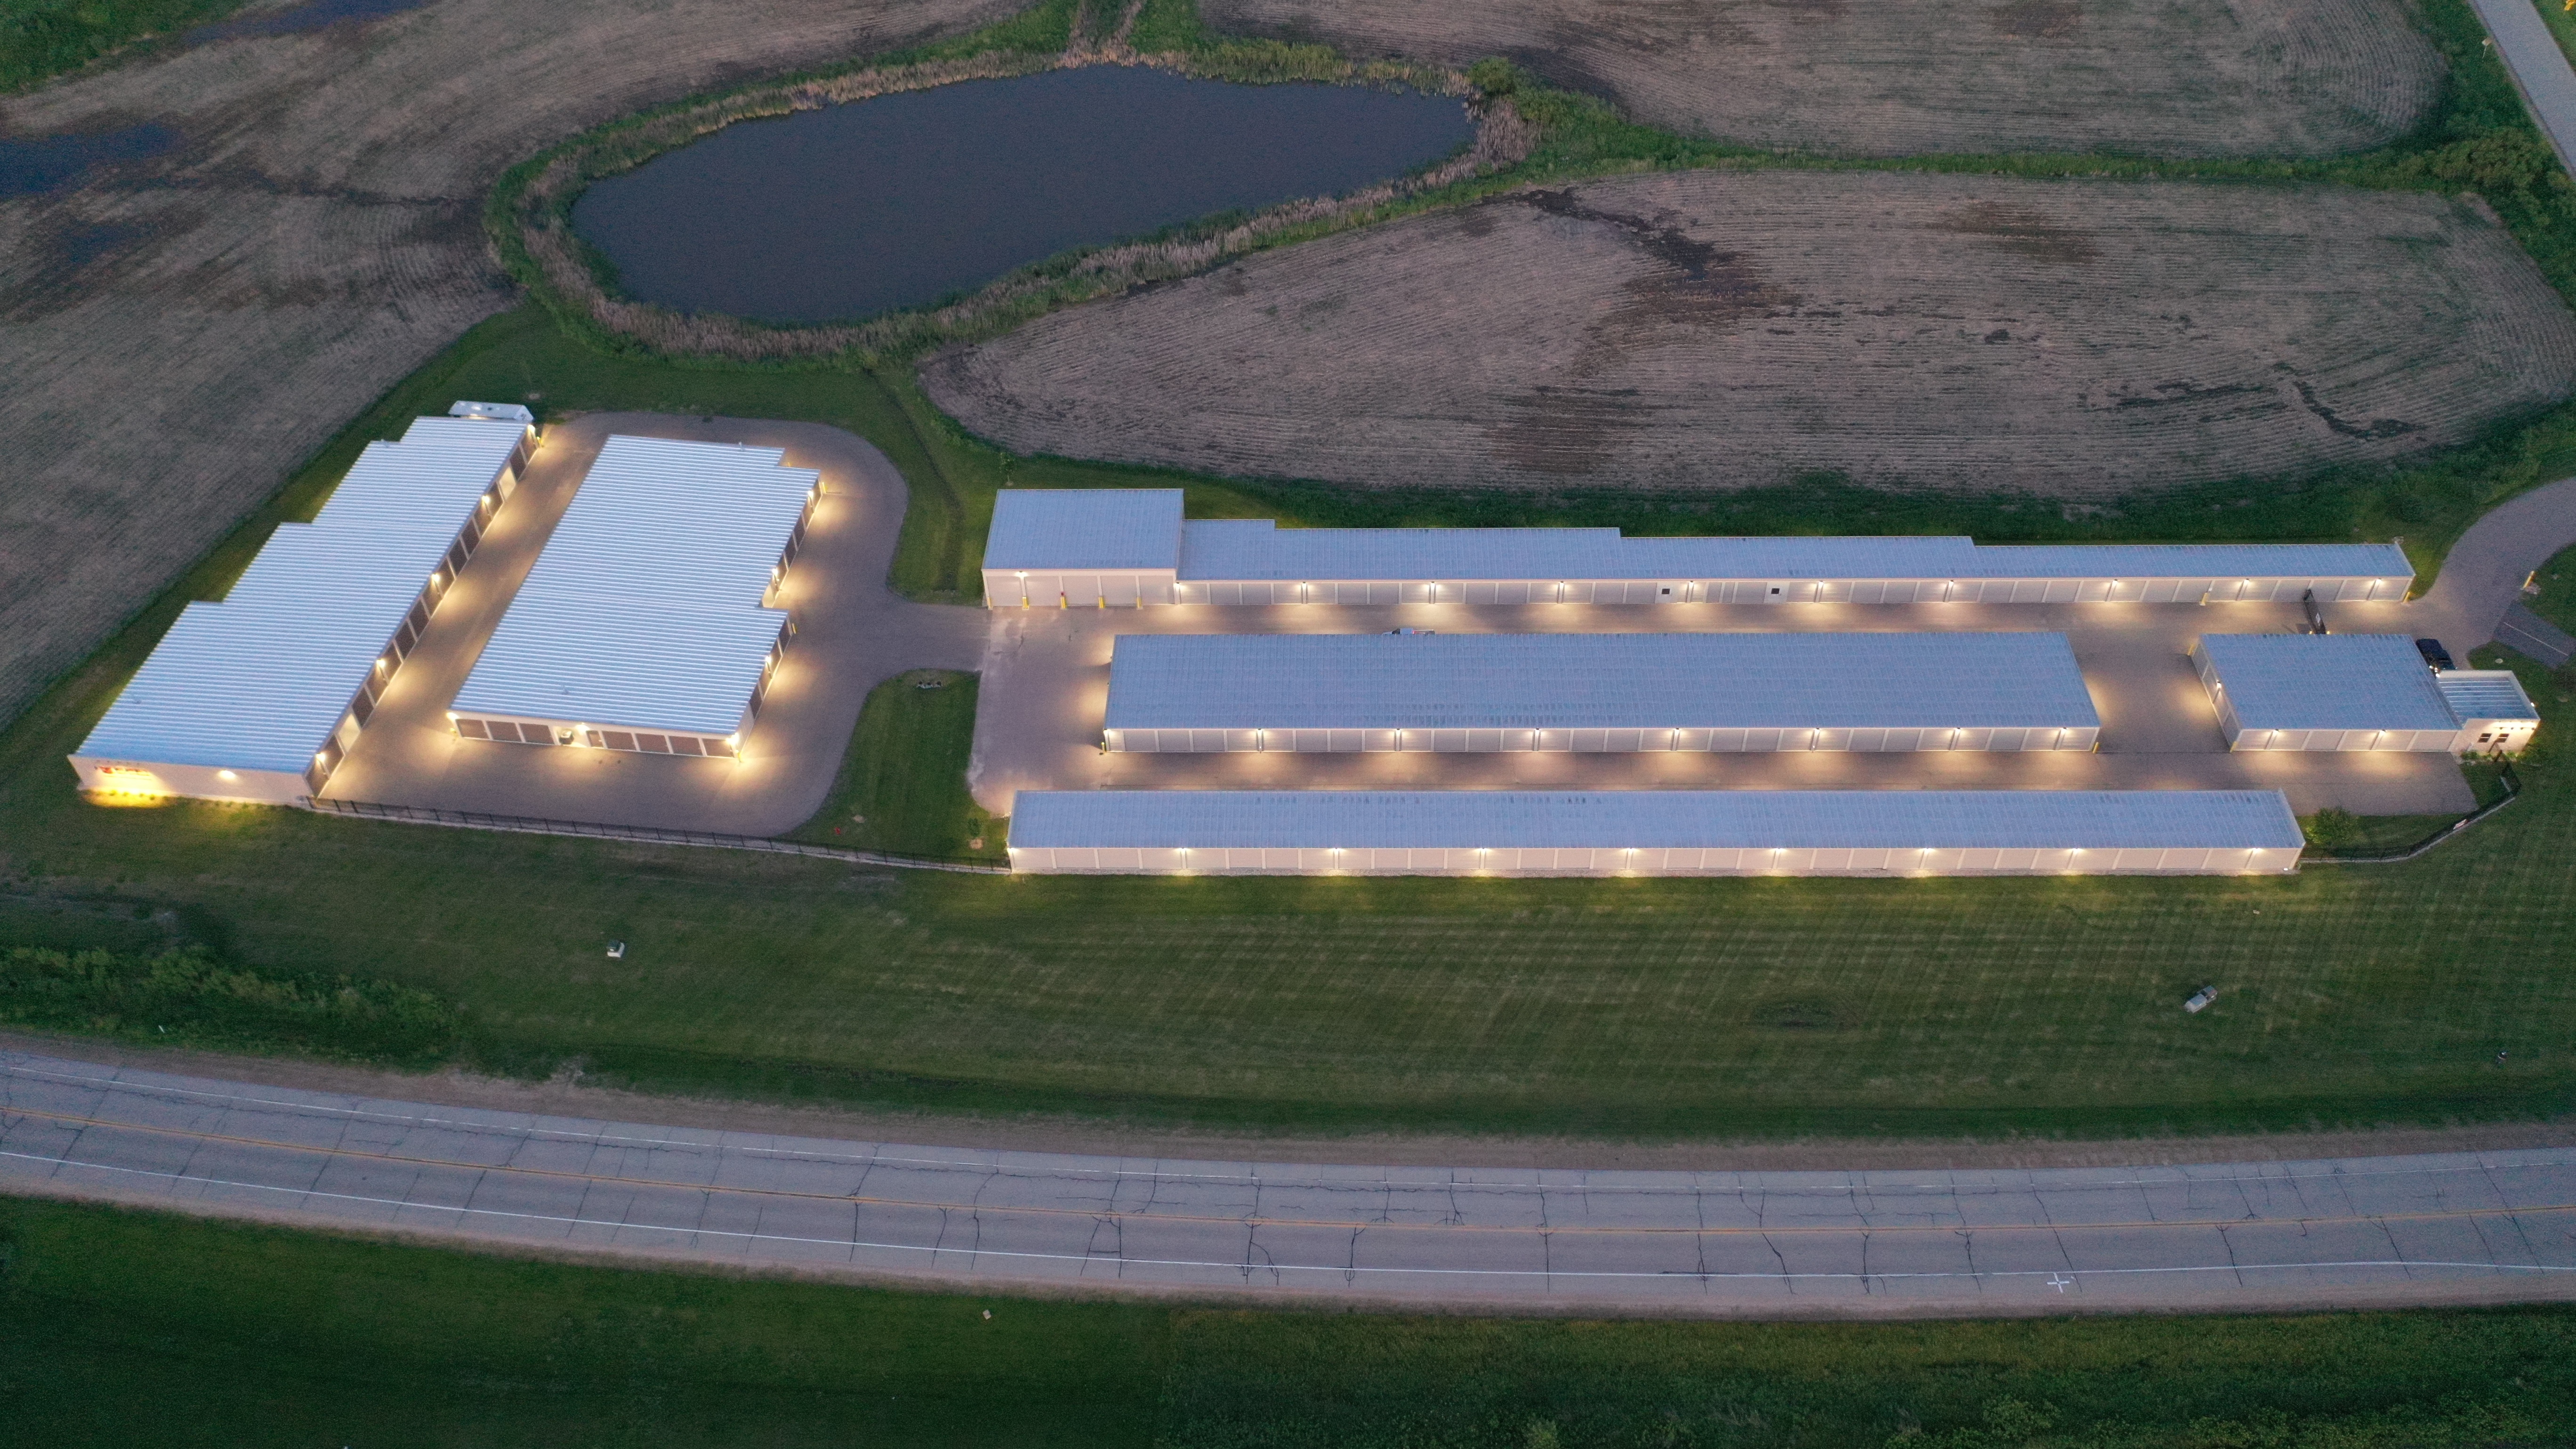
left=7, top=1050, right=2573, bottom=1315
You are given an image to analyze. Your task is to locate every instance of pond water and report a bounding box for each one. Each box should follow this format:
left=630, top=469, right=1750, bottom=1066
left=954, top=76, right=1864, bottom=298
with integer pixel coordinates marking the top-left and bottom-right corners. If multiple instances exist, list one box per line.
left=0, top=123, right=178, bottom=200
left=570, top=66, right=1475, bottom=324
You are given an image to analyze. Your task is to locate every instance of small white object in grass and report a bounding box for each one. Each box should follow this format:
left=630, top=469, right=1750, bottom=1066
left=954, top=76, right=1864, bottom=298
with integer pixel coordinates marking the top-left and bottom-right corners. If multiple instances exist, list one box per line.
left=982, top=1309, right=992, bottom=1320
left=606, top=941, right=626, bottom=960
left=2184, top=986, right=2218, bottom=1013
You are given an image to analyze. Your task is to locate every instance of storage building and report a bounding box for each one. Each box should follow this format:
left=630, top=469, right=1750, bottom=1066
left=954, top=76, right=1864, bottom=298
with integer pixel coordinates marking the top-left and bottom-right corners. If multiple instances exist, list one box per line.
left=983, top=489, right=1183, bottom=608
left=449, top=436, right=821, bottom=758
left=980, top=491, right=2410, bottom=607
left=1103, top=632, right=2101, bottom=753
left=2436, top=670, right=2542, bottom=756
left=69, top=410, right=536, bottom=805
left=2190, top=634, right=2464, bottom=751
left=1008, top=789, right=2306, bottom=876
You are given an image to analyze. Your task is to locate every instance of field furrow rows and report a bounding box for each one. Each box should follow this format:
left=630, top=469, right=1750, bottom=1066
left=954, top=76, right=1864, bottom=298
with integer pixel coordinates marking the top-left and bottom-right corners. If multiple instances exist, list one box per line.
left=925, top=170, right=2576, bottom=498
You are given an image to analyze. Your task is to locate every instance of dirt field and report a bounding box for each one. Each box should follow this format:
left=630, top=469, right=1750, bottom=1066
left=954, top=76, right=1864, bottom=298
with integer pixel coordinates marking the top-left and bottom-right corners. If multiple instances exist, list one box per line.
left=923, top=170, right=2576, bottom=499
left=0, top=0, right=1016, bottom=730
left=1200, top=0, right=2445, bottom=156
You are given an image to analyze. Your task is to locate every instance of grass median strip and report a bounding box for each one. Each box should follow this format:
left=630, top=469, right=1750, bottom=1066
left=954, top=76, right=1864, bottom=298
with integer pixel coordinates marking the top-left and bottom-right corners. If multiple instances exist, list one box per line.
left=5, top=1197, right=2573, bottom=1447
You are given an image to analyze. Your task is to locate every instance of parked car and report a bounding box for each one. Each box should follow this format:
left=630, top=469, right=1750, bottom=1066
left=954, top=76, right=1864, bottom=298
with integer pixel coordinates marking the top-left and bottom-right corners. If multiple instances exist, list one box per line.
left=2415, top=637, right=2455, bottom=671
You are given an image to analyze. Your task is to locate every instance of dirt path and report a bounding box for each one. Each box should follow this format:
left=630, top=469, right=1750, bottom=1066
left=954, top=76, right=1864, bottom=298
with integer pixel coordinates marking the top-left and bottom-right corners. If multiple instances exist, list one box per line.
left=0, top=0, right=1017, bottom=731
left=1201, top=0, right=2441, bottom=157
left=926, top=170, right=2576, bottom=499
left=9, top=1028, right=2564, bottom=1173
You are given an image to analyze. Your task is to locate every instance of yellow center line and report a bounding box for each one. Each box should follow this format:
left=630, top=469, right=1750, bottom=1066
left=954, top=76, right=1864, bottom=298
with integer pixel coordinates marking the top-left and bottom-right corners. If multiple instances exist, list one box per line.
left=12, top=1104, right=2571, bottom=1238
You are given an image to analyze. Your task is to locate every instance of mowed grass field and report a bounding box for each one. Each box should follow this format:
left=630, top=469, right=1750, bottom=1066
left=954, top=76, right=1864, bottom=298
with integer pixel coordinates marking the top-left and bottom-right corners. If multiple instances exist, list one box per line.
left=1194, top=0, right=2441, bottom=157
left=10, top=1198, right=2575, bottom=1448
left=5, top=615, right=2569, bottom=1136
left=923, top=169, right=2576, bottom=499
left=8, top=298, right=2574, bottom=1138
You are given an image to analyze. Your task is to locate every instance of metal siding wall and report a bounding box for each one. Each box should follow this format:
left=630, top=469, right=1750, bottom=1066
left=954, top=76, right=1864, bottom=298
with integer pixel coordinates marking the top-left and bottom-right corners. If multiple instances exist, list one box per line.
left=1014, top=842, right=2300, bottom=876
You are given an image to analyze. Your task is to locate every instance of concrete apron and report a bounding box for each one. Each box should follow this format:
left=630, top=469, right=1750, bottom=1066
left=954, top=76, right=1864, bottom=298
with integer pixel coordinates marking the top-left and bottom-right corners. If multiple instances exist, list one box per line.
left=320, top=412, right=985, bottom=837
left=967, top=596, right=2476, bottom=819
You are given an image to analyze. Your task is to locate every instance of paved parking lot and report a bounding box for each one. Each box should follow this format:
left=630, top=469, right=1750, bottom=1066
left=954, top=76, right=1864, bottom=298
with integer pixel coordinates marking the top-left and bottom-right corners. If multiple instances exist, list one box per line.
left=969, top=596, right=2474, bottom=817
left=321, top=413, right=985, bottom=836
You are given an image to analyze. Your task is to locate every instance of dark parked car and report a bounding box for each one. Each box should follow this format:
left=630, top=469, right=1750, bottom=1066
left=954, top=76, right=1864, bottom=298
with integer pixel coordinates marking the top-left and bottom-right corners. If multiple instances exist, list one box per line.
left=2415, top=637, right=2455, bottom=672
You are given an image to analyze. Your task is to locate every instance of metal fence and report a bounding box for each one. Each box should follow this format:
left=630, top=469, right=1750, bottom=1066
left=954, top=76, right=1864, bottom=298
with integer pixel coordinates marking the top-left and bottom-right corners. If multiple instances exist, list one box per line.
left=2306, top=763, right=2523, bottom=865
left=305, top=797, right=1010, bottom=874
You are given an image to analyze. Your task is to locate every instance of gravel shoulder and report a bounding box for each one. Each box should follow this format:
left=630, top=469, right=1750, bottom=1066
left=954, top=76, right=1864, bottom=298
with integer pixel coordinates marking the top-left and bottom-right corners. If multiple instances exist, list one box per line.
left=925, top=169, right=2576, bottom=498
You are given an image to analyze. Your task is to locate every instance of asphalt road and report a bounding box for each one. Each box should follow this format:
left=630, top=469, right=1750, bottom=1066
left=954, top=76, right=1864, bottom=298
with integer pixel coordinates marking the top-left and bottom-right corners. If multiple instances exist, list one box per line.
left=2472, top=0, right=2576, bottom=174
left=8, top=1048, right=2573, bottom=1315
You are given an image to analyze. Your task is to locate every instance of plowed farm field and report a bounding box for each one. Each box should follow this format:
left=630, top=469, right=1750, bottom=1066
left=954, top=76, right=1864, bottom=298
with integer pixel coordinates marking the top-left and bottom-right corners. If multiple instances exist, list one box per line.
left=1202, top=0, right=2444, bottom=156
left=0, top=0, right=1015, bottom=728
left=923, top=170, right=2576, bottom=499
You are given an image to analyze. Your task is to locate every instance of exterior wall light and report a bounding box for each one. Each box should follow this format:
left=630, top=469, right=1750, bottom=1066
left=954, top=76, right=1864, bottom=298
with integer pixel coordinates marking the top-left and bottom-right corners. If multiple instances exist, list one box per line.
left=217, top=770, right=238, bottom=781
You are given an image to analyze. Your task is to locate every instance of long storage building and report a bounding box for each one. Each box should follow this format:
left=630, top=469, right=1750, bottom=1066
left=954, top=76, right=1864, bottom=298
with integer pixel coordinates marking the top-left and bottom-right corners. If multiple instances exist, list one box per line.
left=449, top=436, right=821, bottom=758
left=1008, top=789, right=2307, bottom=876
left=70, top=407, right=536, bottom=805
left=1103, top=632, right=2101, bottom=753
left=982, top=490, right=2411, bottom=608
left=2191, top=634, right=2493, bottom=752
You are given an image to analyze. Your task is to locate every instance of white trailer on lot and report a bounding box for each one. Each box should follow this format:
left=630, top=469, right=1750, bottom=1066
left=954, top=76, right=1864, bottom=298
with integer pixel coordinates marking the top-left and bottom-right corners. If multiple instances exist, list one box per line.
left=1008, top=789, right=2306, bottom=876
left=449, top=435, right=822, bottom=759
left=980, top=491, right=2412, bottom=607
left=69, top=410, right=535, bottom=805
left=2191, top=634, right=2472, bottom=752
left=1103, top=632, right=2101, bottom=753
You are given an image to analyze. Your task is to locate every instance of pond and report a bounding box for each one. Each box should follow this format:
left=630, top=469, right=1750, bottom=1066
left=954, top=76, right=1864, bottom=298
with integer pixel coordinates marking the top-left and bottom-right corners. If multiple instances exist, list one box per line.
left=569, top=66, right=1475, bottom=325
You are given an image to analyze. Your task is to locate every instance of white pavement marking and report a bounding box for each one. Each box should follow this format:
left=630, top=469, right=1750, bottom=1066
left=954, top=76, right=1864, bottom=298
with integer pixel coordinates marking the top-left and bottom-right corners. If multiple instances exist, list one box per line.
left=7, top=1051, right=2576, bottom=1311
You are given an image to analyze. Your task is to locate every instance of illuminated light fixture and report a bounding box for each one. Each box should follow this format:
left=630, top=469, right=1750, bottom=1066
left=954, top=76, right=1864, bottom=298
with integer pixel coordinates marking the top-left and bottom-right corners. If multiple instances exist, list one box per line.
left=216, top=770, right=238, bottom=781
left=725, top=733, right=741, bottom=746
left=1329, top=847, right=1344, bottom=854
left=445, top=711, right=458, bottom=721
left=428, top=570, right=442, bottom=584
left=314, top=752, right=330, bottom=764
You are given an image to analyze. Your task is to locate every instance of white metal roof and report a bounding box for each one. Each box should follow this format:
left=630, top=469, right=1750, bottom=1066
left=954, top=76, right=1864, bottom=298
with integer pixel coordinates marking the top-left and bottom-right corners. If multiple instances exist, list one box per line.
left=987, top=490, right=2411, bottom=584
left=2197, top=634, right=2461, bottom=732
left=986, top=490, right=1184, bottom=572
left=453, top=435, right=817, bottom=735
left=1012, top=789, right=2307, bottom=850
left=75, top=413, right=531, bottom=775
left=449, top=400, right=535, bottom=424
left=2436, top=669, right=2539, bottom=723
left=1105, top=632, right=2101, bottom=731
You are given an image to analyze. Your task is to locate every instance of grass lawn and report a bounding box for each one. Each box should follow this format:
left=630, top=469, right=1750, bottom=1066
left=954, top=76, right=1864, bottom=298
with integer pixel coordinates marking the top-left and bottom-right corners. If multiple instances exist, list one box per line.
left=4, top=629, right=2568, bottom=1135
left=1, top=295, right=2571, bottom=1137
left=783, top=669, right=1006, bottom=861
left=0, top=0, right=246, bottom=92
left=7, top=1197, right=2573, bottom=1449
left=2536, top=0, right=2576, bottom=69
left=2526, top=543, right=2576, bottom=639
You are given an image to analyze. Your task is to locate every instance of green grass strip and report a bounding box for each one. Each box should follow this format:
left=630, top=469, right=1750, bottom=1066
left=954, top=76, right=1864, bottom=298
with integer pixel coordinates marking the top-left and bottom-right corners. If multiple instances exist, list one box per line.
left=5, top=1197, right=2574, bottom=1447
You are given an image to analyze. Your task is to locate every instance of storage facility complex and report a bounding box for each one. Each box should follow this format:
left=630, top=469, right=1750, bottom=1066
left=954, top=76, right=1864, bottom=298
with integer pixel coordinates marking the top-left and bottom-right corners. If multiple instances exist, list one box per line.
left=71, top=405, right=536, bottom=804
left=1102, top=632, right=2102, bottom=753
left=450, top=436, right=821, bottom=758
left=1008, top=789, right=2307, bottom=876
left=2190, top=634, right=2538, bottom=754
left=982, top=491, right=2412, bottom=608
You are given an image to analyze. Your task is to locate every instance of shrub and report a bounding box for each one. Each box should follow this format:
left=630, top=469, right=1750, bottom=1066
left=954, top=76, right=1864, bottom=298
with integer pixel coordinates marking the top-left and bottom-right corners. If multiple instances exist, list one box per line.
left=0, top=945, right=458, bottom=1067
